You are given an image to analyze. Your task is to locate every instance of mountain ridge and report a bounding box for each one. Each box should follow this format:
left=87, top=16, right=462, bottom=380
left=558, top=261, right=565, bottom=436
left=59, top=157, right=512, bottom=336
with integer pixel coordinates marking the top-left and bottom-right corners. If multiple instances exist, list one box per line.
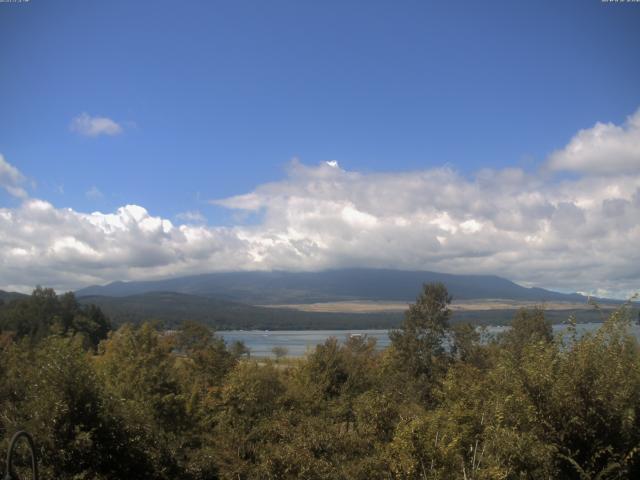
left=75, top=268, right=595, bottom=304
left=0, top=290, right=28, bottom=303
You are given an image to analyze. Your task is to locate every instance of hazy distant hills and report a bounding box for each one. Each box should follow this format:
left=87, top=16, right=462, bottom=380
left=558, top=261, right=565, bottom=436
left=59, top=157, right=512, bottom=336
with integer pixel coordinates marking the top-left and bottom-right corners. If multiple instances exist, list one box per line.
left=0, top=290, right=28, bottom=303
left=76, top=268, right=591, bottom=304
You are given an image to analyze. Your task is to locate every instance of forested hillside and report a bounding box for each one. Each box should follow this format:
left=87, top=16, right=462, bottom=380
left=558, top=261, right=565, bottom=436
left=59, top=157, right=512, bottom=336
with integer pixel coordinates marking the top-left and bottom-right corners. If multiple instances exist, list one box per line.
left=78, top=291, right=403, bottom=330
left=1, top=285, right=639, bottom=479
left=76, top=291, right=612, bottom=330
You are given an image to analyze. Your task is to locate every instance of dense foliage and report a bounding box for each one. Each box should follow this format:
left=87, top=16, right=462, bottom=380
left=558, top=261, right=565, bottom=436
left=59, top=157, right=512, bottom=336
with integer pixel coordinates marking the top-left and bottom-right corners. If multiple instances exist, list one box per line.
left=1, top=284, right=639, bottom=479
left=0, top=287, right=111, bottom=348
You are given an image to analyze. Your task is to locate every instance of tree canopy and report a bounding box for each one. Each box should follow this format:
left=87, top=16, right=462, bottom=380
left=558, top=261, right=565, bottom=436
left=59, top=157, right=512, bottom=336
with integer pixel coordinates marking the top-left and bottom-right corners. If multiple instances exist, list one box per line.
left=1, top=284, right=639, bottom=479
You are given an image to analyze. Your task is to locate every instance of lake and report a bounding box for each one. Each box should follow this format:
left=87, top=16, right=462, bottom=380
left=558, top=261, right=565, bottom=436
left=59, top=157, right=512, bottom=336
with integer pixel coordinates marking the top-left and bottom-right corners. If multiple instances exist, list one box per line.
left=220, top=322, right=640, bottom=358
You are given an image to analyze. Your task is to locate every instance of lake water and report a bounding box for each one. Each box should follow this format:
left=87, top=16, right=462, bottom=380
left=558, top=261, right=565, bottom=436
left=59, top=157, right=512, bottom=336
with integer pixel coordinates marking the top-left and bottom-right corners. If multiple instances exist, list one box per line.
left=220, top=322, right=640, bottom=358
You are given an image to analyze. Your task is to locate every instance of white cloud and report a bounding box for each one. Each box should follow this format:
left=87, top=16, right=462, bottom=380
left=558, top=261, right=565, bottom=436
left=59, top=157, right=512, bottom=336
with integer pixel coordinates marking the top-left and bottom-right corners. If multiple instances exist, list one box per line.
left=70, top=113, right=123, bottom=137
left=547, top=108, right=640, bottom=174
left=1, top=110, right=640, bottom=298
left=1, top=156, right=637, bottom=297
left=0, top=154, right=28, bottom=198
left=0, top=199, right=250, bottom=292
left=211, top=159, right=640, bottom=298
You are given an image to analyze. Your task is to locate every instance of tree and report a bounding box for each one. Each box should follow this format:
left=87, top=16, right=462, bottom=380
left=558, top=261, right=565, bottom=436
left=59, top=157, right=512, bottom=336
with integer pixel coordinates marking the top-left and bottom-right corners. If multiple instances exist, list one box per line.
left=450, top=322, right=493, bottom=371
left=0, top=288, right=111, bottom=348
left=0, top=336, right=155, bottom=479
left=389, top=282, right=452, bottom=404
left=214, top=361, right=286, bottom=478
left=272, top=345, right=288, bottom=360
left=501, top=307, right=552, bottom=355
left=175, top=320, right=238, bottom=414
left=96, top=323, right=187, bottom=435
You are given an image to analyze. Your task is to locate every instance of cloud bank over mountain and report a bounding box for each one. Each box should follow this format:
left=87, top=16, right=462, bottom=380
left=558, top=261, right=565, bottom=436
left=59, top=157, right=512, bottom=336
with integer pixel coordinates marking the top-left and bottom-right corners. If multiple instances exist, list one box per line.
left=1, top=110, right=639, bottom=298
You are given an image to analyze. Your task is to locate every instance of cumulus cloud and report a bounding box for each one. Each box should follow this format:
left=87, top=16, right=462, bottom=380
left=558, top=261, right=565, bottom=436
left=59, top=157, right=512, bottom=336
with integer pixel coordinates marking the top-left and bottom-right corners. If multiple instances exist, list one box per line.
left=0, top=200, right=251, bottom=293
left=1, top=156, right=637, bottom=297
left=70, top=113, right=123, bottom=137
left=1, top=110, right=640, bottom=298
left=0, top=154, right=28, bottom=198
left=547, top=108, right=640, bottom=174
left=211, top=159, right=640, bottom=298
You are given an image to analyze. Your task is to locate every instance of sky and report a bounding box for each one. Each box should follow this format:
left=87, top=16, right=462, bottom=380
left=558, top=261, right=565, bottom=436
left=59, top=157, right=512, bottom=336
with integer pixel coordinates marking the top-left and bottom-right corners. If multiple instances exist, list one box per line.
left=1, top=0, right=639, bottom=298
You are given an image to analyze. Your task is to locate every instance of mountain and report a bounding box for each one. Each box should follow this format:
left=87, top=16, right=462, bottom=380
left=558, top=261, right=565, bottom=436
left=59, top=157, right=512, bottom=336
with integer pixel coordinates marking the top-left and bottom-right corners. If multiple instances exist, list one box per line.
left=76, top=268, right=591, bottom=304
left=2, top=271, right=614, bottom=330
left=0, top=290, right=28, bottom=303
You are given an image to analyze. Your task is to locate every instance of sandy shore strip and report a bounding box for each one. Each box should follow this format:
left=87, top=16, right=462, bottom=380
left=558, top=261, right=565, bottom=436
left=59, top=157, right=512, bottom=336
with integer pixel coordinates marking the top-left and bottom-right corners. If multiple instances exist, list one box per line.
left=257, top=299, right=610, bottom=314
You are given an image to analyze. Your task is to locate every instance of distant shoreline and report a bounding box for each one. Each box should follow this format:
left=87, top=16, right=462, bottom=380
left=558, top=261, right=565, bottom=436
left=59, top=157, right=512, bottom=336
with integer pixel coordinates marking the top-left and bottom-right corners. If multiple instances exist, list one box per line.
left=257, top=299, right=615, bottom=314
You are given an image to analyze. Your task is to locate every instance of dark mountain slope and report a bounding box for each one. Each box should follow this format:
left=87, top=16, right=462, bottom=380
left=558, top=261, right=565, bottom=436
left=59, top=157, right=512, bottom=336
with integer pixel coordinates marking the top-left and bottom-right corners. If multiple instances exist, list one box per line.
left=0, top=290, right=28, bottom=303
left=76, top=268, right=591, bottom=304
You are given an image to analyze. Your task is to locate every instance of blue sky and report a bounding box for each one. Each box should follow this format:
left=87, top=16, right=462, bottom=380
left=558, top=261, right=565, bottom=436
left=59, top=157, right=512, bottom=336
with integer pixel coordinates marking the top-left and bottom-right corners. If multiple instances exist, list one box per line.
left=1, top=0, right=639, bottom=296
left=1, top=0, right=638, bottom=220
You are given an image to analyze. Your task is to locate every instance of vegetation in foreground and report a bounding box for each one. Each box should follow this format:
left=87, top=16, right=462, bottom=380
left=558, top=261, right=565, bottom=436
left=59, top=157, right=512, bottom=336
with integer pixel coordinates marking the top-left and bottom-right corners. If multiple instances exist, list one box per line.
left=1, top=285, right=639, bottom=479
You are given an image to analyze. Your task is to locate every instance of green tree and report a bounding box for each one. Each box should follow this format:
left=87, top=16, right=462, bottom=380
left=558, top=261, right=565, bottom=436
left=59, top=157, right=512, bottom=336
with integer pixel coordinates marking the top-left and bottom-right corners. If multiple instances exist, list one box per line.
left=214, top=361, right=287, bottom=479
left=0, top=336, right=155, bottom=479
left=501, top=307, right=552, bottom=355
left=388, top=282, right=452, bottom=404
left=96, top=323, right=187, bottom=435
left=95, top=323, right=188, bottom=477
left=0, top=287, right=111, bottom=348
left=176, top=320, right=237, bottom=386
